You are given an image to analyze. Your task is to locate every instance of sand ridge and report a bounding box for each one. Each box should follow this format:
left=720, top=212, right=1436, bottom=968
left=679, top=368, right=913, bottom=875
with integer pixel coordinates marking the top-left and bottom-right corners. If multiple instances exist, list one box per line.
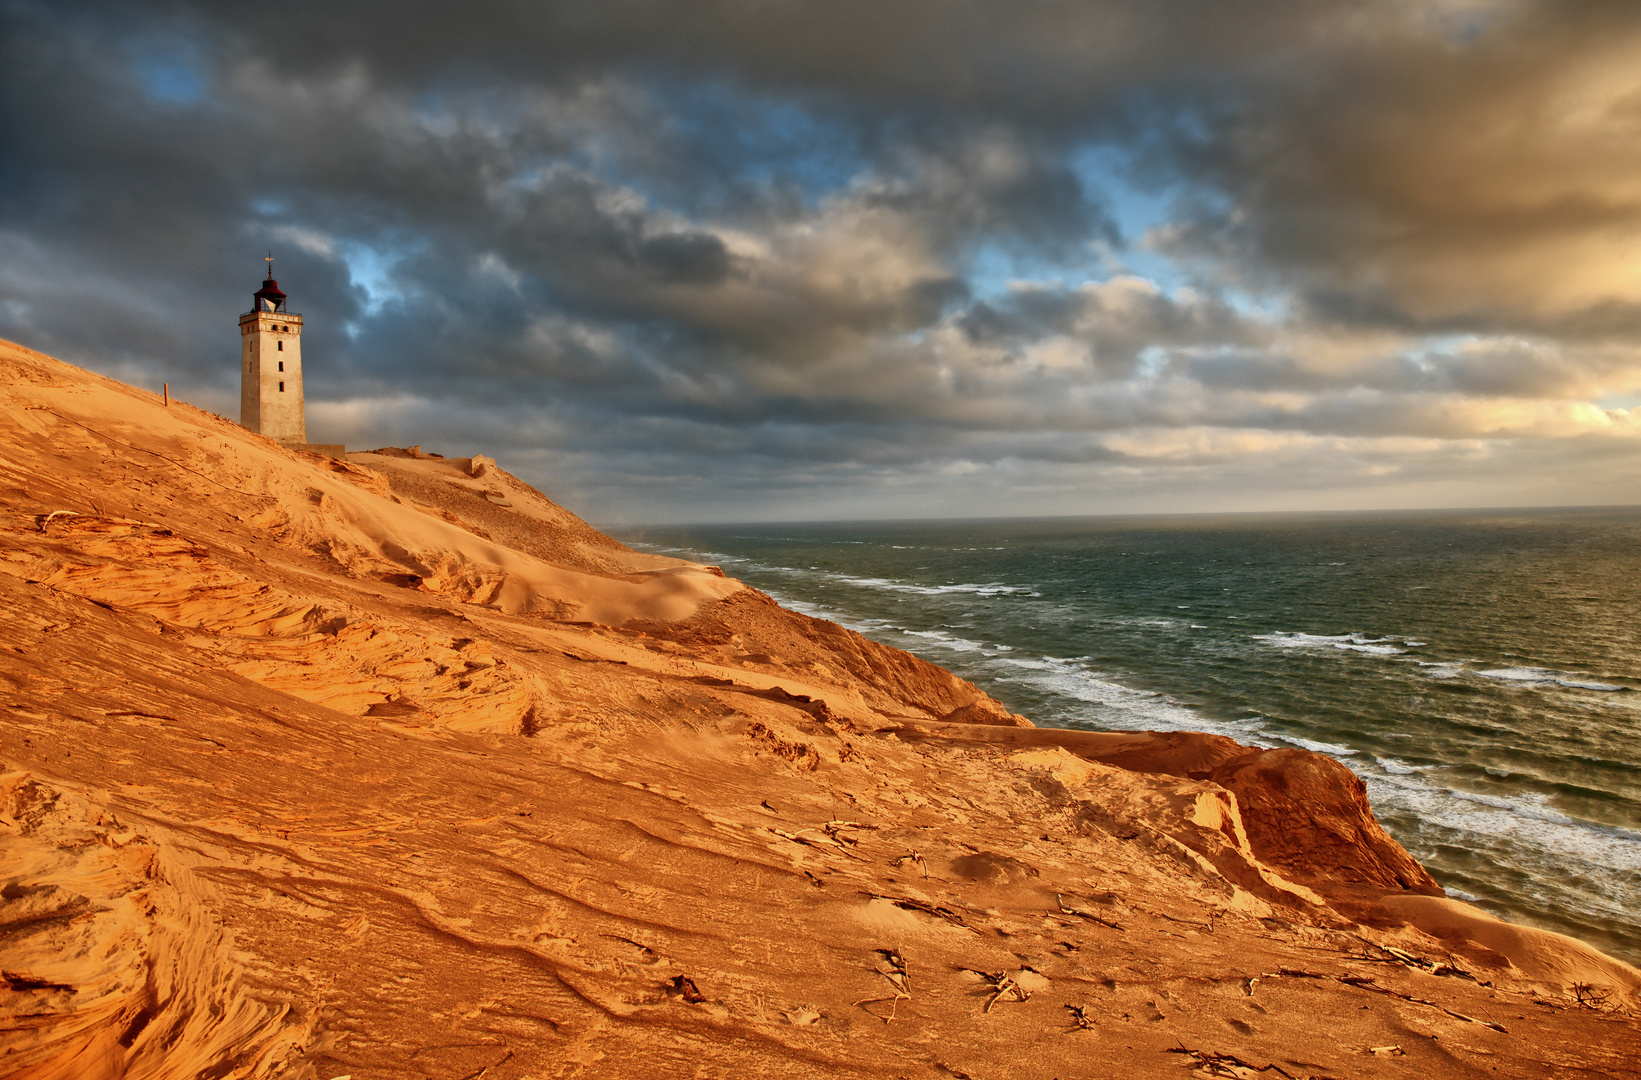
left=1, top=338, right=1638, bottom=1079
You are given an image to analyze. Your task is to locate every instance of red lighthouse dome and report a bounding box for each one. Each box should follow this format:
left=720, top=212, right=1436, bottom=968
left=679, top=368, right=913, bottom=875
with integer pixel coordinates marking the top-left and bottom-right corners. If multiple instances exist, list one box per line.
left=253, top=276, right=287, bottom=313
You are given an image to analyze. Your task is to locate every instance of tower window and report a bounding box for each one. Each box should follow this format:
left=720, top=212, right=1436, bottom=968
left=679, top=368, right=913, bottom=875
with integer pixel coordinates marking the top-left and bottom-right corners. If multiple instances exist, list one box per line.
left=279, top=381, right=285, bottom=392
left=278, top=361, right=284, bottom=371
left=277, top=340, right=283, bottom=351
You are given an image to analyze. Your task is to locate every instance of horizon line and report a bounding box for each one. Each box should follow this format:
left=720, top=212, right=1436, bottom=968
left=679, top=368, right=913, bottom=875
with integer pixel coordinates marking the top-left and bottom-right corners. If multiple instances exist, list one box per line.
left=600, top=501, right=1641, bottom=532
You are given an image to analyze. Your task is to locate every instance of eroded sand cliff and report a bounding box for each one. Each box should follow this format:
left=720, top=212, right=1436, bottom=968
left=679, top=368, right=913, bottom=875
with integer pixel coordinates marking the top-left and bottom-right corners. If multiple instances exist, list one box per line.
left=1, top=338, right=1637, bottom=1079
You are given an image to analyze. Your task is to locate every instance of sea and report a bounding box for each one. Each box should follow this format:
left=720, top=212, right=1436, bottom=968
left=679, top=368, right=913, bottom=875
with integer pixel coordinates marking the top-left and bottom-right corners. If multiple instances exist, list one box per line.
left=619, top=508, right=1641, bottom=966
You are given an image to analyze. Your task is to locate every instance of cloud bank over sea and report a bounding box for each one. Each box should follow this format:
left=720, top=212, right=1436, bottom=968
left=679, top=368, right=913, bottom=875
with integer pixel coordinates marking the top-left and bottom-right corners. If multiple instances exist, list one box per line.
left=4, top=0, right=1641, bottom=521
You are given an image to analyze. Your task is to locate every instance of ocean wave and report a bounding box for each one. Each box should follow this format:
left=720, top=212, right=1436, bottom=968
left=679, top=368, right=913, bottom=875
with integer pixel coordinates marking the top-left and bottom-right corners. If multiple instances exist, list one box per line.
left=1253, top=631, right=1407, bottom=656
left=1474, top=667, right=1626, bottom=692
left=814, top=571, right=1040, bottom=598
left=985, top=654, right=1223, bottom=734
left=1436, top=785, right=1622, bottom=830
left=776, top=594, right=1029, bottom=664
left=644, top=547, right=1045, bottom=604
left=1375, top=756, right=1422, bottom=775
left=899, top=628, right=989, bottom=652
left=1273, top=734, right=1359, bottom=756
left=1365, top=772, right=1641, bottom=878
left=1113, top=617, right=1186, bottom=630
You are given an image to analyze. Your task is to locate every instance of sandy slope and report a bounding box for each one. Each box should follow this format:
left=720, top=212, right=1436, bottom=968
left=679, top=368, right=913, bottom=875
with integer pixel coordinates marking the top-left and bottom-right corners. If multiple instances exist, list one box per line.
left=1, top=337, right=1637, bottom=1080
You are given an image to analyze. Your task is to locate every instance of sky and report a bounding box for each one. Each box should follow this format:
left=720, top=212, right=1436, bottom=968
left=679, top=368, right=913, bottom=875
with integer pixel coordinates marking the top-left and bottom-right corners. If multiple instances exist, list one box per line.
left=4, top=0, right=1641, bottom=524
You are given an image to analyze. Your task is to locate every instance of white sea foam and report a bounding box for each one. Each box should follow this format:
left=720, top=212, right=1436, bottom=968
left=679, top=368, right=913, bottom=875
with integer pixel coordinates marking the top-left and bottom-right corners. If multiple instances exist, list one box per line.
left=818, top=572, right=1040, bottom=598
left=984, top=654, right=1217, bottom=734
left=776, top=594, right=1025, bottom=666
left=680, top=554, right=1044, bottom=604
left=1375, top=757, right=1421, bottom=775
left=1439, top=786, right=1594, bottom=827
left=1362, top=772, right=1641, bottom=880
left=1477, top=666, right=1561, bottom=683
left=1475, top=667, right=1625, bottom=692
left=776, top=597, right=843, bottom=623
left=899, top=628, right=989, bottom=652
left=666, top=549, right=743, bottom=566
left=1274, top=734, right=1359, bottom=756
left=1254, top=631, right=1406, bottom=656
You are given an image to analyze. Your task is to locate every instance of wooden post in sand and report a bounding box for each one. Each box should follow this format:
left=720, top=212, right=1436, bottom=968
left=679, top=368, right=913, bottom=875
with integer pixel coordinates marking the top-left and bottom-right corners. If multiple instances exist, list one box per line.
left=163, top=382, right=169, bottom=406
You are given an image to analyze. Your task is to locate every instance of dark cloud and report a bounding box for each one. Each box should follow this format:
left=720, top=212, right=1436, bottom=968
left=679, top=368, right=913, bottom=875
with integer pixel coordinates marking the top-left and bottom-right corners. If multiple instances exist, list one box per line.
left=3, top=0, right=1641, bottom=520
left=960, top=277, right=1264, bottom=377
left=1150, top=0, right=1641, bottom=338
left=127, top=0, right=1336, bottom=119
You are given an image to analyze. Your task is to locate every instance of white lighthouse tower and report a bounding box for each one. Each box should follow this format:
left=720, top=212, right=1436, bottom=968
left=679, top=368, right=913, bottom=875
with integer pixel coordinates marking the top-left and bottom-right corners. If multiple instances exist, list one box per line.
left=239, top=256, right=307, bottom=444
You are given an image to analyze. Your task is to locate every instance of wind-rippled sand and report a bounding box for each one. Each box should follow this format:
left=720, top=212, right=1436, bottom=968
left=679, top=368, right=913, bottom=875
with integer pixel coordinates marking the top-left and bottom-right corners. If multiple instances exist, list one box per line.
left=1, top=338, right=1637, bottom=1079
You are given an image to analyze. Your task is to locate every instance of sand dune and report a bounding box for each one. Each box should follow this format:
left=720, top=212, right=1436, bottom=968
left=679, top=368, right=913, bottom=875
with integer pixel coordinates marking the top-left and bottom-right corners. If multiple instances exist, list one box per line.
left=2, top=337, right=1637, bottom=1079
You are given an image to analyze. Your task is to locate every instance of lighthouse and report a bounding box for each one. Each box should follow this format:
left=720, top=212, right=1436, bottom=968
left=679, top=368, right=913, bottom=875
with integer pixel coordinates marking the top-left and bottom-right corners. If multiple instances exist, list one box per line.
left=239, top=257, right=306, bottom=444
left=236, top=259, right=342, bottom=456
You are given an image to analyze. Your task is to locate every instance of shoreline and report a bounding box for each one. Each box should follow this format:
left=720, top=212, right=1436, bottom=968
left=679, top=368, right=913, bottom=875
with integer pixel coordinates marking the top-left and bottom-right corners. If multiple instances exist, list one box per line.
left=622, top=518, right=1641, bottom=969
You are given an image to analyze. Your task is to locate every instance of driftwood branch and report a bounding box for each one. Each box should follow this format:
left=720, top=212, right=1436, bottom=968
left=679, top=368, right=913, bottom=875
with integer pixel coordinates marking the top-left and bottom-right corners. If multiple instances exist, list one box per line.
left=1167, top=1043, right=1295, bottom=1078
left=861, top=892, right=977, bottom=932
left=1056, top=893, right=1125, bottom=931
left=1259, top=967, right=1507, bottom=1033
